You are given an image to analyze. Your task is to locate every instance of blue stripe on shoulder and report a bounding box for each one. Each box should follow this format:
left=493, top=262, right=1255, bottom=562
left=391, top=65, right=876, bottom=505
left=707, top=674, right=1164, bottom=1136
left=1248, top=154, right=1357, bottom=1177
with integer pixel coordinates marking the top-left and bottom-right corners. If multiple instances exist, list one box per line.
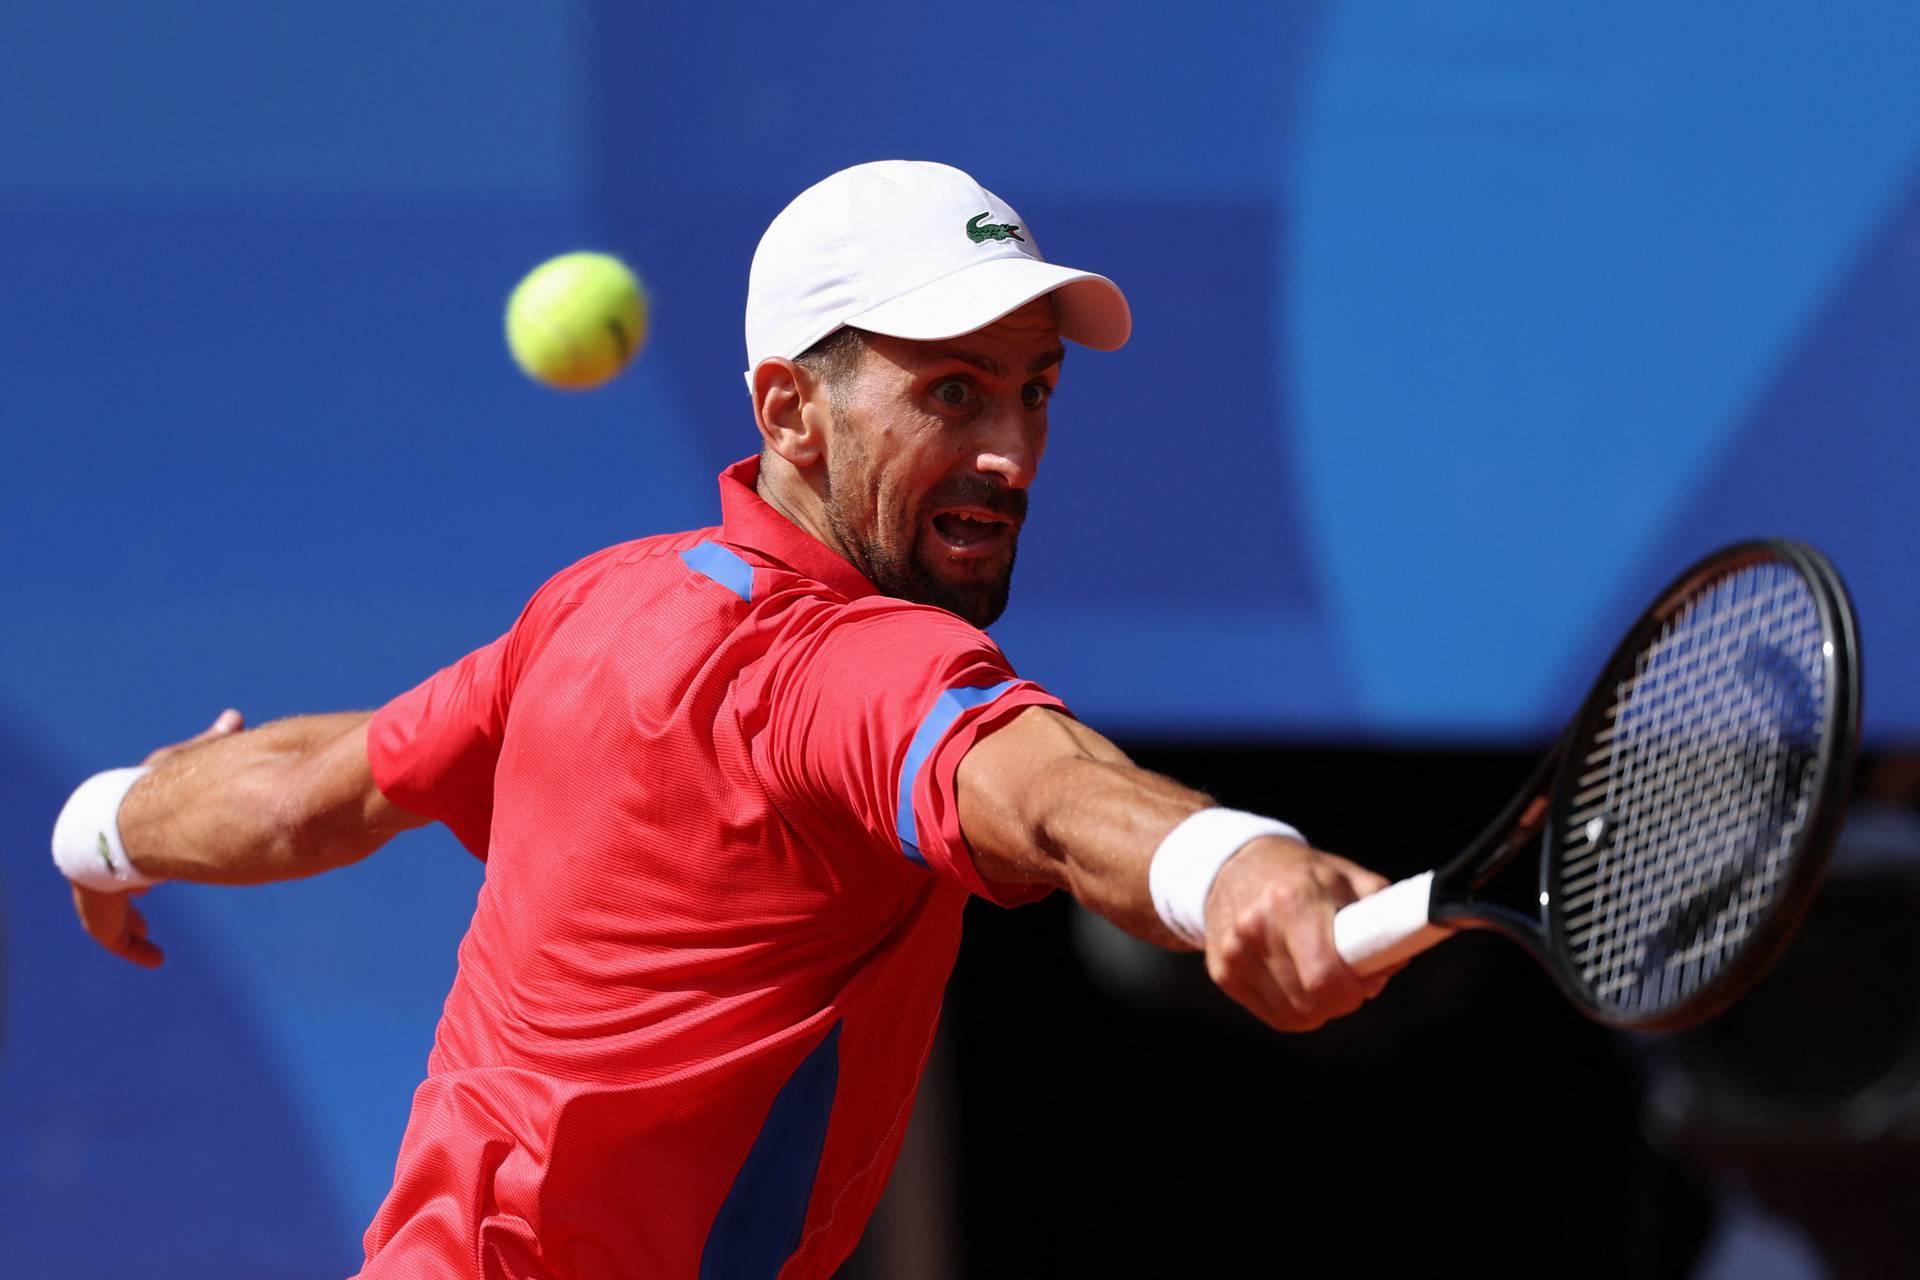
left=895, top=680, right=1017, bottom=866
left=699, top=1021, right=842, bottom=1280
left=680, top=541, right=754, bottom=602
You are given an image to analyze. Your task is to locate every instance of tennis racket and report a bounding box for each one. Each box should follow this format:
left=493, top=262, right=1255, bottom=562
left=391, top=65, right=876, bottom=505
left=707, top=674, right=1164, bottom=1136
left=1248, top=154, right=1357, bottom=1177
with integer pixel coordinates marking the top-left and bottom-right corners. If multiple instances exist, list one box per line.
left=1333, top=540, right=1861, bottom=1031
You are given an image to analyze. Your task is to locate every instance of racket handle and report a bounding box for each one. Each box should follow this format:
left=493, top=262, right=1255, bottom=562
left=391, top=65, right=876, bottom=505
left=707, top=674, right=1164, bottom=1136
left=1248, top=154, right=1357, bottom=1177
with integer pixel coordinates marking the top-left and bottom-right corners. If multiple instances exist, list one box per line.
left=1333, top=871, right=1452, bottom=976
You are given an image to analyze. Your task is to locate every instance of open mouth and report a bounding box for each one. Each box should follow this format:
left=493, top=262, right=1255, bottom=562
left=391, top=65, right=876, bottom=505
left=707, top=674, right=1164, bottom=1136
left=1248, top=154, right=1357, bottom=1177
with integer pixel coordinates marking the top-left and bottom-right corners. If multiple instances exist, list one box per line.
left=929, top=507, right=1014, bottom=556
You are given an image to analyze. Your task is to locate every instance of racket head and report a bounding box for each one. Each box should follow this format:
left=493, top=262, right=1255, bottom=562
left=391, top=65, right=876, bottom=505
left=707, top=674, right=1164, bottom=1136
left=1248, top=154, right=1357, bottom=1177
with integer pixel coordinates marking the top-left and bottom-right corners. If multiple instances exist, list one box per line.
left=1533, top=540, right=1861, bottom=1031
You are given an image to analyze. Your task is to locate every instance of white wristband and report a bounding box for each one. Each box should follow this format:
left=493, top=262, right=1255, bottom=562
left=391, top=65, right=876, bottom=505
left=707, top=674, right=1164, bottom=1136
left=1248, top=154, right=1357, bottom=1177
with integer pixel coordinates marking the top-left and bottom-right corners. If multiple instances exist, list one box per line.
left=52, top=766, right=158, bottom=892
left=1149, top=808, right=1305, bottom=947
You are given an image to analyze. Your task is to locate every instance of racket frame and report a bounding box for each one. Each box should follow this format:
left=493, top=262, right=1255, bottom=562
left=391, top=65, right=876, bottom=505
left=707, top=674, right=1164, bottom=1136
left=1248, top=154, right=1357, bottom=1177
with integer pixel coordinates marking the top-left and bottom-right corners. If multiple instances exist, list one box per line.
left=1418, top=540, right=1861, bottom=1031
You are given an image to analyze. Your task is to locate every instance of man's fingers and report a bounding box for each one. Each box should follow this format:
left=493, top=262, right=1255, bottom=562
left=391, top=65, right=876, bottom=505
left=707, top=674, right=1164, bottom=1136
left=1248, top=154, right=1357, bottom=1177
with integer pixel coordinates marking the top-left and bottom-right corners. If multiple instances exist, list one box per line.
left=1318, top=859, right=1412, bottom=998
left=72, top=882, right=116, bottom=934
left=115, top=909, right=163, bottom=971
left=105, top=906, right=163, bottom=967
left=120, top=904, right=163, bottom=966
left=1209, top=913, right=1310, bottom=1032
left=114, top=908, right=164, bottom=968
left=71, top=883, right=164, bottom=969
left=1320, top=853, right=1392, bottom=902
left=1279, top=900, right=1369, bottom=1021
left=116, top=936, right=165, bottom=969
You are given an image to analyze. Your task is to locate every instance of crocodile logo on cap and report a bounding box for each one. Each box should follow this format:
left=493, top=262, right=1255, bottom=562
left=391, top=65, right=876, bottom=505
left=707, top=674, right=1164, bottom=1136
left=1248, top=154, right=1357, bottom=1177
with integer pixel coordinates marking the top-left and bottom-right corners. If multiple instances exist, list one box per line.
left=965, top=213, right=1025, bottom=244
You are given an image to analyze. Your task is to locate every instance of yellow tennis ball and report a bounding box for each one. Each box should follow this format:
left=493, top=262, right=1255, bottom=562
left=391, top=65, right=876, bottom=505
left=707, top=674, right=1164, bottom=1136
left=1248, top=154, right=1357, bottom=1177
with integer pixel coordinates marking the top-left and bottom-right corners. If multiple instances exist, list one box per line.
left=505, top=252, right=649, bottom=390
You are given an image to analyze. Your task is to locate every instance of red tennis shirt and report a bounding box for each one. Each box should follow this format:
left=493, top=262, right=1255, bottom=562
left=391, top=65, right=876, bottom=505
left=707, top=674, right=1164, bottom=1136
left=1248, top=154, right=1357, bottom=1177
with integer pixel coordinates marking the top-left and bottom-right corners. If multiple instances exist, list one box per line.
left=357, top=457, right=1062, bottom=1280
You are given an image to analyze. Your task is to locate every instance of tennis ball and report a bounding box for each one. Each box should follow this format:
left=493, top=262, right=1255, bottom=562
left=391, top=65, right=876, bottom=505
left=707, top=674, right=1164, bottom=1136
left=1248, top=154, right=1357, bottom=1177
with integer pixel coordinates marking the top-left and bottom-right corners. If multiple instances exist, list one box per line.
left=505, top=251, right=649, bottom=390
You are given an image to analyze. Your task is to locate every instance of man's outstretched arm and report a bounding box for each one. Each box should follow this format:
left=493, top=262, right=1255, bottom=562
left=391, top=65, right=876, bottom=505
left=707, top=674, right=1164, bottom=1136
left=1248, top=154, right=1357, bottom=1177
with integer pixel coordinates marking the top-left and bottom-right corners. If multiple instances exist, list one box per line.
left=62, top=709, right=428, bottom=967
left=956, top=705, right=1391, bottom=1032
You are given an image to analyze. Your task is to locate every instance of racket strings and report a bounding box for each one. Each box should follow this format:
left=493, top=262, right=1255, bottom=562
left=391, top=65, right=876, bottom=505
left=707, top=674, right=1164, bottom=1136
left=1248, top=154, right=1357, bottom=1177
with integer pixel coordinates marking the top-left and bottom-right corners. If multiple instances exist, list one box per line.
left=1557, top=562, right=1828, bottom=1015
left=1587, top=582, right=1816, bottom=983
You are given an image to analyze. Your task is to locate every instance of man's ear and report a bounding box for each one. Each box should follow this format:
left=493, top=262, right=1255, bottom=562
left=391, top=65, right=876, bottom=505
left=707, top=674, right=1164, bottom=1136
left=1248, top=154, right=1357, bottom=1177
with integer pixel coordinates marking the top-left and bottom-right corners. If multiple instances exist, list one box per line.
left=752, top=358, right=828, bottom=467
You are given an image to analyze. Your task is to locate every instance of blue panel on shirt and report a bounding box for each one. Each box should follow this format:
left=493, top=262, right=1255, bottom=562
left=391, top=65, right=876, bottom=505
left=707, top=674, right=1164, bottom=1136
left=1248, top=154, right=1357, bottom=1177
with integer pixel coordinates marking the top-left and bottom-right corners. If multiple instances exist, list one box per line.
left=681, top=541, right=755, bottom=602
left=699, top=1022, right=842, bottom=1280
left=895, top=681, right=1017, bottom=866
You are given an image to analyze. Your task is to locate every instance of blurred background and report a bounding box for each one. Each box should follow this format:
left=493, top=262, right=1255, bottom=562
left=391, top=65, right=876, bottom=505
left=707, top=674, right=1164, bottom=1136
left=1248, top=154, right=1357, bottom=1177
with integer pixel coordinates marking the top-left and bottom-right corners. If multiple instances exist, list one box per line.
left=4, top=2, right=1918, bottom=1276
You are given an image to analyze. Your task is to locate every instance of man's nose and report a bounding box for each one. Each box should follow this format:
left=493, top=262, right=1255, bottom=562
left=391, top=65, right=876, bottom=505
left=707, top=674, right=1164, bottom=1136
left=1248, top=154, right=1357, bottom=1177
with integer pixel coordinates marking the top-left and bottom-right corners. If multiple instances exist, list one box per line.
left=973, top=412, right=1042, bottom=491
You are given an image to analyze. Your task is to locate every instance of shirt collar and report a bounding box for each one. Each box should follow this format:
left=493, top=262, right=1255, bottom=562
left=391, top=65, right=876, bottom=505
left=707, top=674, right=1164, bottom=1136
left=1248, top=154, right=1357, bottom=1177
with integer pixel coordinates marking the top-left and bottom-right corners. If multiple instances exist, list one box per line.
left=717, top=456, right=879, bottom=602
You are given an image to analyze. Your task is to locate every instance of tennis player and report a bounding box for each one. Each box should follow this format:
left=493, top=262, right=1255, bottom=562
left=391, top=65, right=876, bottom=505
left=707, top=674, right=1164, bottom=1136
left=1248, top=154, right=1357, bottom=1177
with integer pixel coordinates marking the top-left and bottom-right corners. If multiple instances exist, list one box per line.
left=52, top=161, right=1395, bottom=1279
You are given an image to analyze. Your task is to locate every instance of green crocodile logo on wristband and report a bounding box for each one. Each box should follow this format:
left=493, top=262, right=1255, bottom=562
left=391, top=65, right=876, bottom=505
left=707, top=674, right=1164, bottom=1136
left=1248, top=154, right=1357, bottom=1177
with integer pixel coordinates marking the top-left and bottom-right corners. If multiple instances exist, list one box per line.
left=96, top=831, right=118, bottom=875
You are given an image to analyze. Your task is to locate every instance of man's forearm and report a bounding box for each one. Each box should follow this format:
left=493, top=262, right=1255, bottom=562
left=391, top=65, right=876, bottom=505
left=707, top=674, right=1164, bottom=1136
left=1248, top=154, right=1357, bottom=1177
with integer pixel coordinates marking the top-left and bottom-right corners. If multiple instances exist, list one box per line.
left=1020, top=753, right=1214, bottom=946
left=959, top=705, right=1392, bottom=1031
left=119, top=712, right=415, bottom=884
left=957, top=707, right=1212, bottom=946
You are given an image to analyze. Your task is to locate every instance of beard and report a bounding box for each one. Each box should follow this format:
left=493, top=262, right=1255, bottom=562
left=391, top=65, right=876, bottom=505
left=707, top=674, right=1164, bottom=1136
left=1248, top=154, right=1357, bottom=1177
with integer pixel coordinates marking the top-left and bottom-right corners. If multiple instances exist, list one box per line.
left=825, top=458, right=1025, bottom=630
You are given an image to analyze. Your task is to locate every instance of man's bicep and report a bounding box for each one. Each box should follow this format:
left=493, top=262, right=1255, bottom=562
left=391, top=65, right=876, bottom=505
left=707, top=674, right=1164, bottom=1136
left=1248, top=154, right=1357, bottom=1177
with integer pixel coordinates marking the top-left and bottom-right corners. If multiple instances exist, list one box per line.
left=955, top=705, right=1129, bottom=889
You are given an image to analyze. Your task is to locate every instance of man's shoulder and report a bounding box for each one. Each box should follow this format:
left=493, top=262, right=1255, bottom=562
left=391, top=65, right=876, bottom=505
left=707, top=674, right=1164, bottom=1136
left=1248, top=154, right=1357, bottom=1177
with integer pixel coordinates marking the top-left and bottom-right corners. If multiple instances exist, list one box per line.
left=495, top=528, right=721, bottom=650
left=831, top=594, right=993, bottom=641
left=537, top=527, right=719, bottom=597
left=756, top=590, right=1006, bottom=672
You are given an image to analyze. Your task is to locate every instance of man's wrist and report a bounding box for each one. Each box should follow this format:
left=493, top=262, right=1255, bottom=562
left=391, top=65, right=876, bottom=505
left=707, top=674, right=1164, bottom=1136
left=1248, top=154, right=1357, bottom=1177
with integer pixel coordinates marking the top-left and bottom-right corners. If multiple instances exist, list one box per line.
left=1148, top=808, right=1305, bottom=947
left=52, top=767, right=160, bottom=892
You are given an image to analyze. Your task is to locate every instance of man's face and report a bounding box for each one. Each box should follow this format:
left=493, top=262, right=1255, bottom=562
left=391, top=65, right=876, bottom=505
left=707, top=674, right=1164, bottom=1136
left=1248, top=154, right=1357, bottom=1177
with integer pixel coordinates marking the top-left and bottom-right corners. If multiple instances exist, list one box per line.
left=820, top=298, right=1062, bottom=628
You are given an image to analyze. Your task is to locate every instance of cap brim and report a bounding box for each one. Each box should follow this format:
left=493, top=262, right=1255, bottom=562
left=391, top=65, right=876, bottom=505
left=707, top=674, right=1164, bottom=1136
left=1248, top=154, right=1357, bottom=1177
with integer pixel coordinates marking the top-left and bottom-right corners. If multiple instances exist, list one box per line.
left=843, top=256, right=1131, bottom=352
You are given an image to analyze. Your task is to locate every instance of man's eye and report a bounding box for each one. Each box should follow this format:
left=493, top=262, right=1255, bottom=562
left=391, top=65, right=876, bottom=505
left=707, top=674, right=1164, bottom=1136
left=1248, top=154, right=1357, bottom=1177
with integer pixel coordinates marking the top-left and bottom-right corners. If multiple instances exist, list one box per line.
left=933, top=380, right=972, bottom=407
left=1022, top=382, right=1053, bottom=409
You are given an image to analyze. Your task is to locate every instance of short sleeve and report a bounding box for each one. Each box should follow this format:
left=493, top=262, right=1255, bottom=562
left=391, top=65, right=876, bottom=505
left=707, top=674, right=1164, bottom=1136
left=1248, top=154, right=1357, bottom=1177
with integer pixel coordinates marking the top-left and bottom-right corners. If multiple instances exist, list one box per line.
left=367, top=632, right=511, bottom=859
left=749, top=600, right=1066, bottom=906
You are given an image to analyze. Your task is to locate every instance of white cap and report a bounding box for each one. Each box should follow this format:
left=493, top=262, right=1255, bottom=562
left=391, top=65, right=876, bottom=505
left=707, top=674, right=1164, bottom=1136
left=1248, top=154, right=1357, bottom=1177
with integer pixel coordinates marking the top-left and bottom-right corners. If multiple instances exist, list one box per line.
left=744, top=160, right=1131, bottom=387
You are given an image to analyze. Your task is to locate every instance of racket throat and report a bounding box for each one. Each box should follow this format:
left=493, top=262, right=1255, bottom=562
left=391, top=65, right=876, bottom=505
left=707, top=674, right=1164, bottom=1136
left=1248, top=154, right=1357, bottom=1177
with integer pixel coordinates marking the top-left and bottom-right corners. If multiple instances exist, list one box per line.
left=1432, top=897, right=1548, bottom=951
left=1464, top=794, right=1550, bottom=891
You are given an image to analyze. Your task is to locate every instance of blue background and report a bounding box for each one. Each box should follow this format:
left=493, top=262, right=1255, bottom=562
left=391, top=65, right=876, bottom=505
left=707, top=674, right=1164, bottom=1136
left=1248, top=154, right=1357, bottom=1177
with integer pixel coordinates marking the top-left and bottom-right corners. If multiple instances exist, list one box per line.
left=4, top=2, right=1918, bottom=1272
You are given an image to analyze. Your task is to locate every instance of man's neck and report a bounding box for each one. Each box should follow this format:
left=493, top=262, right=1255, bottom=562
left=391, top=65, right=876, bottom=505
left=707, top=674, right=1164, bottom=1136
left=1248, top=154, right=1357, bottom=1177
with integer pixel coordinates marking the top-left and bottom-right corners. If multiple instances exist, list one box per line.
left=755, top=455, right=847, bottom=563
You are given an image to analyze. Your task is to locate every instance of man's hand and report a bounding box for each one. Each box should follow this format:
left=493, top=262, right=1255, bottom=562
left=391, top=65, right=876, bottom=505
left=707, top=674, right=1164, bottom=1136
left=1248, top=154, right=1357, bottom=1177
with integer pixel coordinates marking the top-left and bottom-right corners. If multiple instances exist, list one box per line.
left=1201, top=835, right=1392, bottom=1032
left=68, top=708, right=245, bottom=968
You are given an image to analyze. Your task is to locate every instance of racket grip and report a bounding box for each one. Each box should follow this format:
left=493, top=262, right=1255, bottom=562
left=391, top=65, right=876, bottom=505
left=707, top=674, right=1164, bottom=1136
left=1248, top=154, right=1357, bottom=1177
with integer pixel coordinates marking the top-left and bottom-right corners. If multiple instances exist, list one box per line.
left=1333, top=871, right=1452, bottom=976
